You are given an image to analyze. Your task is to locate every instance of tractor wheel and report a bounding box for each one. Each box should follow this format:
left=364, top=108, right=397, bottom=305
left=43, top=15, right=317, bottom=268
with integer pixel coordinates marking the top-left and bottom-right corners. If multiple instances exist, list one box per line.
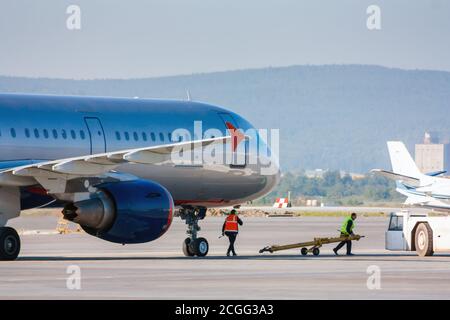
left=415, top=223, right=434, bottom=257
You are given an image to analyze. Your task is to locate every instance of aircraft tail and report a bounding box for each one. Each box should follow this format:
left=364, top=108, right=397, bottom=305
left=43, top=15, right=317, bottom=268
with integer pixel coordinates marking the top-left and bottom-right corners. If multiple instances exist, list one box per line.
left=387, top=141, right=423, bottom=179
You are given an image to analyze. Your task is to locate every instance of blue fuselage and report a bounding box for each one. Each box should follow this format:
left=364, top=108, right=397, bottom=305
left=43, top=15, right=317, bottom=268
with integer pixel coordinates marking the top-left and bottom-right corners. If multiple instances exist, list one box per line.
left=0, top=93, right=279, bottom=209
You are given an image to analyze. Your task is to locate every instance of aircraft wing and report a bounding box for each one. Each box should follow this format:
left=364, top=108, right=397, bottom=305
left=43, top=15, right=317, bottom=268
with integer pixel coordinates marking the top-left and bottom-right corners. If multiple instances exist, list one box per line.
left=371, top=169, right=421, bottom=187
left=402, top=192, right=450, bottom=210
left=403, top=194, right=429, bottom=205
left=0, top=136, right=232, bottom=192
left=425, top=170, right=447, bottom=177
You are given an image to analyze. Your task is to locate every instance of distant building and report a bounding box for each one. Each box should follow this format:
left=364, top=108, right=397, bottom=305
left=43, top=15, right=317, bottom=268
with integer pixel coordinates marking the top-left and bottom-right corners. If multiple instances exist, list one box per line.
left=305, top=169, right=326, bottom=178
left=415, top=132, right=450, bottom=174
left=423, top=131, right=440, bottom=144
left=348, top=173, right=366, bottom=180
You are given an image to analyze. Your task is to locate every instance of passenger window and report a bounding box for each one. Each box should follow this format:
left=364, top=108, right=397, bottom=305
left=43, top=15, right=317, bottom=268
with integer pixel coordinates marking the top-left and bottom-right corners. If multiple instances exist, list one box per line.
left=142, top=132, right=147, bottom=141
left=70, top=130, right=76, bottom=139
left=34, top=129, right=40, bottom=138
left=150, top=132, right=156, bottom=142
left=10, top=128, right=16, bottom=138
left=52, top=129, right=58, bottom=139
left=43, top=129, right=49, bottom=139
left=124, top=132, right=130, bottom=141
left=61, top=129, right=67, bottom=139
left=159, top=132, right=164, bottom=141
left=25, top=128, right=30, bottom=138
left=168, top=132, right=172, bottom=141
left=80, top=130, right=85, bottom=140
left=115, top=131, right=121, bottom=141
left=133, top=132, right=139, bottom=141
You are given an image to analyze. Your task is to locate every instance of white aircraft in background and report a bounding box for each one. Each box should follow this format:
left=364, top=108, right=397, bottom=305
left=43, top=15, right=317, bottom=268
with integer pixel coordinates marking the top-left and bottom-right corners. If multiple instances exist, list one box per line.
left=372, top=141, right=450, bottom=211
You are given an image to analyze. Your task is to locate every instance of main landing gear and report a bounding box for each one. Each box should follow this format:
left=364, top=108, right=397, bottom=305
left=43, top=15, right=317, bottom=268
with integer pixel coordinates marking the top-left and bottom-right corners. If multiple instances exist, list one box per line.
left=0, top=226, right=21, bottom=261
left=179, top=207, right=209, bottom=257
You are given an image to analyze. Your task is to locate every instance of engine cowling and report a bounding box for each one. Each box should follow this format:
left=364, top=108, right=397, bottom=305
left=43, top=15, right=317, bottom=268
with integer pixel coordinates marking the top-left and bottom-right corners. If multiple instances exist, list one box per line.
left=62, top=179, right=174, bottom=244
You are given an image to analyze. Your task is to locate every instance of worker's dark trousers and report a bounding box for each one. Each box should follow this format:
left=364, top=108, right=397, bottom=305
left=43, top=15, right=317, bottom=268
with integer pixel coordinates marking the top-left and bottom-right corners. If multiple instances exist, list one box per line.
left=334, top=233, right=352, bottom=254
left=225, top=231, right=238, bottom=255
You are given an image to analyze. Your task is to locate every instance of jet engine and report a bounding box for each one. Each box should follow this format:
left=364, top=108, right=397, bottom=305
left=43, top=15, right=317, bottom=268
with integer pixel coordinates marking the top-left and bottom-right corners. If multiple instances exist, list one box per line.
left=62, top=179, right=174, bottom=244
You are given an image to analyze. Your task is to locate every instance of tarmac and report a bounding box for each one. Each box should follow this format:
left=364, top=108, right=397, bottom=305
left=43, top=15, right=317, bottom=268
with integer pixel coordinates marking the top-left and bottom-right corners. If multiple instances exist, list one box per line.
left=1, top=214, right=450, bottom=299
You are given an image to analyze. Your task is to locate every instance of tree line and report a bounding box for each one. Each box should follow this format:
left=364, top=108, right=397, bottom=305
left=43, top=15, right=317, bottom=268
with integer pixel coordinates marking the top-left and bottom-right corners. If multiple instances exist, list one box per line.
left=256, top=170, right=404, bottom=206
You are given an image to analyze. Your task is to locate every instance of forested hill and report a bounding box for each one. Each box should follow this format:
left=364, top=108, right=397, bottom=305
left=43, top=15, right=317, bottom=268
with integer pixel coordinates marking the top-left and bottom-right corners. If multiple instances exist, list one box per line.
left=1, top=65, right=450, bottom=173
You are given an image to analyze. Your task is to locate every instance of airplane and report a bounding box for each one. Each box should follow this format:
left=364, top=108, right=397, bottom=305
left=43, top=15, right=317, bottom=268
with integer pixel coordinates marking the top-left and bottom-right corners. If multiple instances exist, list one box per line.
left=0, top=93, right=280, bottom=260
left=372, top=141, right=450, bottom=212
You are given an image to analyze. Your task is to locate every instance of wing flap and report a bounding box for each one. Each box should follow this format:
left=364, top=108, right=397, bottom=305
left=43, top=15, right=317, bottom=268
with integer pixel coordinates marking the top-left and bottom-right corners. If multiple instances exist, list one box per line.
left=85, top=155, right=125, bottom=165
left=123, top=150, right=169, bottom=164
left=52, top=159, right=119, bottom=175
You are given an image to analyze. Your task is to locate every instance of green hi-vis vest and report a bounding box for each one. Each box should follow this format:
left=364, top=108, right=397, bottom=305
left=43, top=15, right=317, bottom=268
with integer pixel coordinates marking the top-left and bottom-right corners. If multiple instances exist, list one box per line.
left=340, top=217, right=355, bottom=235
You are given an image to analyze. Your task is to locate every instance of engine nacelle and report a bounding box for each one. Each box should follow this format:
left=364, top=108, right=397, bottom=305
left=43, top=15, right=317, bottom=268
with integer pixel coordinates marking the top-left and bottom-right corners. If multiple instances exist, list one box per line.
left=62, top=180, right=174, bottom=244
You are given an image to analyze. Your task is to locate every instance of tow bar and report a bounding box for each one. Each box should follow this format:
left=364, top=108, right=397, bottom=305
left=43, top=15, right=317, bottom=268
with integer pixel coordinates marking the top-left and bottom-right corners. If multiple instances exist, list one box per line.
left=259, top=235, right=364, bottom=256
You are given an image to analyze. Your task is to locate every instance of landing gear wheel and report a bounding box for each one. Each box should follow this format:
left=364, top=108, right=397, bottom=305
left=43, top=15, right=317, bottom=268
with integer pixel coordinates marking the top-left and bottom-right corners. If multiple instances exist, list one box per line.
left=415, top=223, right=434, bottom=257
left=0, top=227, right=21, bottom=261
left=182, top=238, right=195, bottom=257
left=312, top=248, right=320, bottom=256
left=180, top=206, right=209, bottom=257
left=300, top=247, right=308, bottom=256
left=192, top=237, right=209, bottom=257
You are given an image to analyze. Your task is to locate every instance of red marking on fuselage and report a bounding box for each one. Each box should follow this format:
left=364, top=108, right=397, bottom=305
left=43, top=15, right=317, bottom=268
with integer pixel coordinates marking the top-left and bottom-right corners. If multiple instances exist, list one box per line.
left=225, top=122, right=245, bottom=152
left=26, top=186, right=48, bottom=196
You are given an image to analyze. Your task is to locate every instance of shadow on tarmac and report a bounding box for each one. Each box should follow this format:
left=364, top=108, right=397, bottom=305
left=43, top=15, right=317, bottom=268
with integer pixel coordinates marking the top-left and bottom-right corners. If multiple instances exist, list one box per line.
left=16, top=253, right=450, bottom=262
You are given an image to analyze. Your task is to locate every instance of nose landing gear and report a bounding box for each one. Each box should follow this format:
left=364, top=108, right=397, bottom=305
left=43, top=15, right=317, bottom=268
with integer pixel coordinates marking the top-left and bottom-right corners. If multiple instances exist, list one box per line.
left=0, top=226, right=21, bottom=261
left=179, top=207, right=209, bottom=257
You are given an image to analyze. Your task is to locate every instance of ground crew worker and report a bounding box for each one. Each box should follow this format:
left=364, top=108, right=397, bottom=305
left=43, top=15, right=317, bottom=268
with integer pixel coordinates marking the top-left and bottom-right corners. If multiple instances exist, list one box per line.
left=222, top=209, right=243, bottom=256
left=333, top=212, right=357, bottom=256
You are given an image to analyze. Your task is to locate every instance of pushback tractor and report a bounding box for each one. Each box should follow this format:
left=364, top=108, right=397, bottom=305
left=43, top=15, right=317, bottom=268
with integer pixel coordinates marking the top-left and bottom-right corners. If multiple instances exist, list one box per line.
left=386, top=210, right=450, bottom=256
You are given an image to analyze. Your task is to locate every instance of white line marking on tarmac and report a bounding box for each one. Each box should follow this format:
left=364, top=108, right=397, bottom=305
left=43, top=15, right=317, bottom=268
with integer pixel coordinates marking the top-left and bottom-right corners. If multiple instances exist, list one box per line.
left=19, top=230, right=60, bottom=235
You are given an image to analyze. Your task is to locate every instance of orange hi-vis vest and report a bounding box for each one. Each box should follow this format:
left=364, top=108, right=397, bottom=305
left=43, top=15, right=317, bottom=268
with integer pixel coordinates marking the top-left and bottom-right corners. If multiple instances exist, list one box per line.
left=224, top=214, right=239, bottom=233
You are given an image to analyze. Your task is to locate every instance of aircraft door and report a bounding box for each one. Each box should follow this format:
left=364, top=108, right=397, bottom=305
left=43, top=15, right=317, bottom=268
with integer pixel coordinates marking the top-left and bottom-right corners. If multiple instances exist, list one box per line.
left=84, top=117, right=106, bottom=154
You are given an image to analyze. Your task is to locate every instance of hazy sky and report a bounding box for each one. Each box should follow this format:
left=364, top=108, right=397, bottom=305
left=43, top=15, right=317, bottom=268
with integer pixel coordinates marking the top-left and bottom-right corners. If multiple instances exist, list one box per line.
left=1, top=0, right=449, bottom=79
